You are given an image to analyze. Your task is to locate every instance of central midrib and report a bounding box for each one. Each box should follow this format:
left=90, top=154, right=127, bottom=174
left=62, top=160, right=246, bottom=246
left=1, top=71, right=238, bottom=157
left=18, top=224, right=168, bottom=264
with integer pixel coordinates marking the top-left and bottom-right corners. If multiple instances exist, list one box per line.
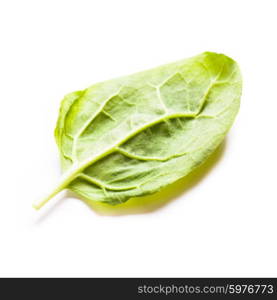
left=68, top=76, right=220, bottom=185
left=66, top=111, right=197, bottom=184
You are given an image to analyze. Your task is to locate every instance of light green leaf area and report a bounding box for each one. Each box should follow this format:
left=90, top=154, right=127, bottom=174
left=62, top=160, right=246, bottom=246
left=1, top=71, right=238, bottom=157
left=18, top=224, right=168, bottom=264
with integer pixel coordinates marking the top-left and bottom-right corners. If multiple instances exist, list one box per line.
left=35, top=52, right=242, bottom=209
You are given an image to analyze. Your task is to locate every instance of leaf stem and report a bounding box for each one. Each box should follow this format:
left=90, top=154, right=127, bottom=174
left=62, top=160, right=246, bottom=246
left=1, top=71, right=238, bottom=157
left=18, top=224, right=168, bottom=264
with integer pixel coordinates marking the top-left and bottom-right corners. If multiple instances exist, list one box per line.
left=32, top=184, right=64, bottom=210
left=32, top=167, right=79, bottom=210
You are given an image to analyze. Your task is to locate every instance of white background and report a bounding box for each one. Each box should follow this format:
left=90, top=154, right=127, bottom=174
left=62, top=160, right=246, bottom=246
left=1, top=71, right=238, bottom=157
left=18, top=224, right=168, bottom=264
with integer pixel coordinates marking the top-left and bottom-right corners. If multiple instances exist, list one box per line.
left=0, top=0, right=276, bottom=277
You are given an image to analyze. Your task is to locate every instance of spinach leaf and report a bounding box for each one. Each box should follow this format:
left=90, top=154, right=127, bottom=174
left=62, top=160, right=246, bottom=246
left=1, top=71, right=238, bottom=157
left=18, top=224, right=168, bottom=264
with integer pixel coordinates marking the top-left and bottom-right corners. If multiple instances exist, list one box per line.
left=34, top=52, right=242, bottom=209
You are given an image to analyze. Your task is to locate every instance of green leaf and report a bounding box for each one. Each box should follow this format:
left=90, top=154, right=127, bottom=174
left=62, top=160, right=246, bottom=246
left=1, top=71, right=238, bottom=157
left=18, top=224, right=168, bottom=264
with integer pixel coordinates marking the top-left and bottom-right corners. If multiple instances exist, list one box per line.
left=34, top=52, right=242, bottom=209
